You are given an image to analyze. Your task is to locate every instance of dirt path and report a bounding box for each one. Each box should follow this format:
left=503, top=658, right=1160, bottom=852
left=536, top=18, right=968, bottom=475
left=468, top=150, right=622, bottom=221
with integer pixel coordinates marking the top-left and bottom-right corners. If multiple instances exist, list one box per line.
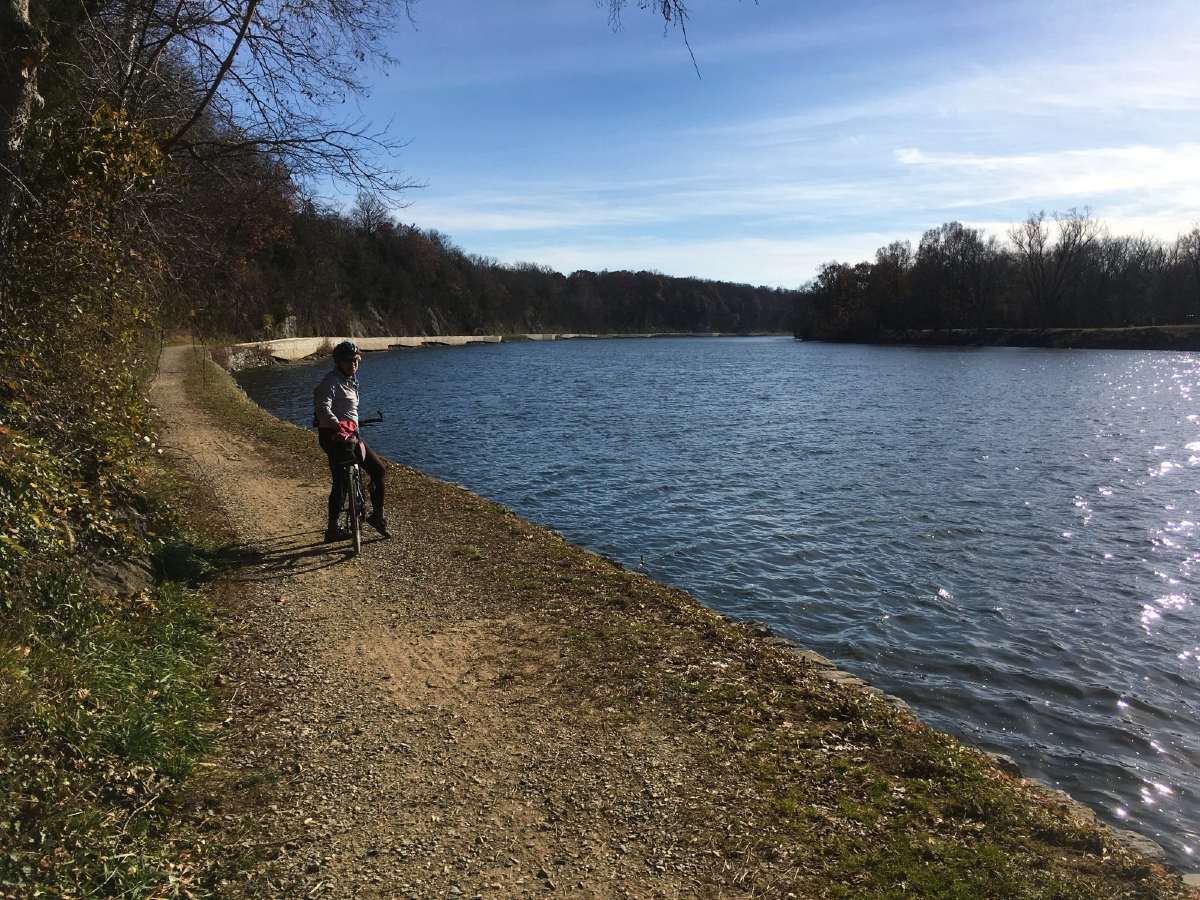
left=151, top=346, right=714, bottom=898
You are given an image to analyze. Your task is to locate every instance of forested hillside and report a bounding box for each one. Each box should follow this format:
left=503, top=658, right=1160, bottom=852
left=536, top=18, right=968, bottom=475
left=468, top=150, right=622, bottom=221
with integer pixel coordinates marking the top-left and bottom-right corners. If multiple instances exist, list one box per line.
left=197, top=197, right=799, bottom=339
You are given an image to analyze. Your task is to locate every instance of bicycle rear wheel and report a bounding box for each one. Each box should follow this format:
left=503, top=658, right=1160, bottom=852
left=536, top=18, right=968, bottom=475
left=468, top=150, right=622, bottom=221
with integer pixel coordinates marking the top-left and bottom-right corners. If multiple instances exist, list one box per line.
left=348, top=465, right=363, bottom=555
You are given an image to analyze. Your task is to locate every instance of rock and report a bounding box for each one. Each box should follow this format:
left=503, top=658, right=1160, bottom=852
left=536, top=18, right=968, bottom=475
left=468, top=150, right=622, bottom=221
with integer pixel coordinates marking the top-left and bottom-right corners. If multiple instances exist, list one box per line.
left=1109, top=827, right=1168, bottom=863
left=90, top=555, right=154, bottom=597
left=1181, top=873, right=1200, bottom=888
left=818, top=669, right=865, bottom=687
left=985, top=751, right=1022, bottom=778
left=792, top=649, right=836, bottom=668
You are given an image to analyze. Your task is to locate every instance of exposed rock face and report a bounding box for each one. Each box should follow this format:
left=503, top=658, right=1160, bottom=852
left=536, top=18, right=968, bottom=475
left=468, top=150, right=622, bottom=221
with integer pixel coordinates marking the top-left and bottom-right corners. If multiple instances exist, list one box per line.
left=89, top=554, right=154, bottom=598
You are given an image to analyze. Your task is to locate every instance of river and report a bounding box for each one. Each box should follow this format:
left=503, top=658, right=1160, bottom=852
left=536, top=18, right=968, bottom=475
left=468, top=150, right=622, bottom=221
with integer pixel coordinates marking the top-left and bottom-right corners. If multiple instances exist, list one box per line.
left=237, top=336, right=1200, bottom=866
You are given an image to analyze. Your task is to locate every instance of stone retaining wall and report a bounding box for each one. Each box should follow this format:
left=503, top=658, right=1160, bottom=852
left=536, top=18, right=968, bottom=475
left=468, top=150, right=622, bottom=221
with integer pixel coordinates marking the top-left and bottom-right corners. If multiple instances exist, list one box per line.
left=232, top=332, right=770, bottom=364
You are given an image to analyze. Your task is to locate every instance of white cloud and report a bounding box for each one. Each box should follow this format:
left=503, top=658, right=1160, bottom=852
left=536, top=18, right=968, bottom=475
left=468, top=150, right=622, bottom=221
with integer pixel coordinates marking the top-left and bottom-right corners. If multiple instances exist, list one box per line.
left=411, top=140, right=1200, bottom=243
left=408, top=174, right=894, bottom=235
left=706, top=38, right=1200, bottom=150
left=893, top=144, right=1200, bottom=209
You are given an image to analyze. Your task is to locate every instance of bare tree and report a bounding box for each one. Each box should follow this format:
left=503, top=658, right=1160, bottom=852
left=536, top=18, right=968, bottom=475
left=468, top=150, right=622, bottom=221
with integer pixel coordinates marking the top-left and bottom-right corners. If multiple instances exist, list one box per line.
left=1177, top=225, right=1200, bottom=318
left=605, top=0, right=697, bottom=71
left=1008, top=212, right=1050, bottom=323
left=63, top=0, right=422, bottom=195
left=351, top=189, right=391, bottom=235
left=605, top=1, right=691, bottom=29
left=0, top=0, right=47, bottom=237
left=3, top=0, right=709, bottom=245
left=871, top=239, right=911, bottom=331
left=1009, top=209, right=1101, bottom=326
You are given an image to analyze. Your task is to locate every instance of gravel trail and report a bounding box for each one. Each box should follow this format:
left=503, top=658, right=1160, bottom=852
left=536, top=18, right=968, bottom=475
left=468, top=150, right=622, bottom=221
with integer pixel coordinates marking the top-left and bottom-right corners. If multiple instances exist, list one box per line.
left=151, top=346, right=713, bottom=898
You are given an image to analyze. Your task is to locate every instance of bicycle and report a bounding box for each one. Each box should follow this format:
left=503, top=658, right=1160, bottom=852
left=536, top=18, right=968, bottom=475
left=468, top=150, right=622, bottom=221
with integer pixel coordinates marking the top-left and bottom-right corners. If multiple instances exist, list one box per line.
left=333, top=411, right=383, bottom=555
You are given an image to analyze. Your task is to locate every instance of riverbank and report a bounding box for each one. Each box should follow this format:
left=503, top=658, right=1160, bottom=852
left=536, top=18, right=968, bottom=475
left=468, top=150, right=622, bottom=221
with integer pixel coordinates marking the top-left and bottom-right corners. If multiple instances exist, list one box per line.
left=869, top=324, right=1200, bottom=351
left=146, top=344, right=1198, bottom=897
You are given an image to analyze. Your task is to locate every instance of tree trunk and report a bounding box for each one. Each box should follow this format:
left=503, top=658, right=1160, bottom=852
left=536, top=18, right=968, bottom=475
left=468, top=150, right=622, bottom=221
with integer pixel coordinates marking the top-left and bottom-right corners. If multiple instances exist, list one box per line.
left=0, top=0, right=45, bottom=242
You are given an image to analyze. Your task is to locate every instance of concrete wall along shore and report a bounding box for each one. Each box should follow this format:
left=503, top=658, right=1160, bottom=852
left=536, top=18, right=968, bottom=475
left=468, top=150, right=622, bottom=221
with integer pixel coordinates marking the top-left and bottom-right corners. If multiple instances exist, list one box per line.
left=232, top=332, right=746, bottom=364
left=235, top=335, right=502, bottom=362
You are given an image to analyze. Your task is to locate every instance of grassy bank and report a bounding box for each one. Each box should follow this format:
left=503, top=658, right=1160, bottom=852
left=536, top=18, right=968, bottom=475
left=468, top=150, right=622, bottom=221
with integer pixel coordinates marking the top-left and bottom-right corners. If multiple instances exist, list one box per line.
left=189, top=348, right=1193, bottom=898
left=0, top=434, right=240, bottom=897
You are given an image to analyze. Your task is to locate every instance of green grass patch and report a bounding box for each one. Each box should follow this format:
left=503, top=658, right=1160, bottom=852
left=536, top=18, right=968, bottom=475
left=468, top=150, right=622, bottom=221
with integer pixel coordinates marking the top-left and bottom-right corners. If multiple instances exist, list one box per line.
left=1, top=368, right=240, bottom=897
left=0, top=548, right=224, bottom=896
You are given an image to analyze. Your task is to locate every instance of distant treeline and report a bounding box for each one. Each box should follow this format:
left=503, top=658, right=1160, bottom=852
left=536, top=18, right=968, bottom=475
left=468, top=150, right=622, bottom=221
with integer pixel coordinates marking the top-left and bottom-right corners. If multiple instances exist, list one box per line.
left=795, top=212, right=1200, bottom=341
left=200, top=193, right=799, bottom=340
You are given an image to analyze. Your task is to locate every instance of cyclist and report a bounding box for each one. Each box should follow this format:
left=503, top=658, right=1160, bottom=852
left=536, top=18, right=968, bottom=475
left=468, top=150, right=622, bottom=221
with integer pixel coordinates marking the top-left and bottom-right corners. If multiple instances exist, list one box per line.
left=313, top=340, right=389, bottom=542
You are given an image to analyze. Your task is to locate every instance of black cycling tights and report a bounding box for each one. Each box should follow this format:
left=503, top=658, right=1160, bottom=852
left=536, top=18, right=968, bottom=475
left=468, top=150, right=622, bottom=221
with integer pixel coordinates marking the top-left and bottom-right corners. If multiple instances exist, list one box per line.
left=319, top=432, right=386, bottom=527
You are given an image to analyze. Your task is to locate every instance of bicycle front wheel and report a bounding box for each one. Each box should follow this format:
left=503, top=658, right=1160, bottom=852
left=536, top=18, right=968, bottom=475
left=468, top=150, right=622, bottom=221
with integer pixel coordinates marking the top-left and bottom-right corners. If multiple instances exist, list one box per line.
left=348, top=465, right=363, bottom=555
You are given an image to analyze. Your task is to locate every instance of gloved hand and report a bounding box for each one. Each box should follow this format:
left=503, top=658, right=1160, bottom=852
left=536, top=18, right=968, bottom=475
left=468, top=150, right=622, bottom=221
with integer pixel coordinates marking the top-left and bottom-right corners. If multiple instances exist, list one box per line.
left=335, top=419, right=358, bottom=441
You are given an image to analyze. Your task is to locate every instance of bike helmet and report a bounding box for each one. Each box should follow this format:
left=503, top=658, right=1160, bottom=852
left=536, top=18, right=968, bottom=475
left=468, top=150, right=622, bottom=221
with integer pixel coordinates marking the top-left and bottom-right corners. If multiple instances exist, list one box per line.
left=332, top=340, right=361, bottom=360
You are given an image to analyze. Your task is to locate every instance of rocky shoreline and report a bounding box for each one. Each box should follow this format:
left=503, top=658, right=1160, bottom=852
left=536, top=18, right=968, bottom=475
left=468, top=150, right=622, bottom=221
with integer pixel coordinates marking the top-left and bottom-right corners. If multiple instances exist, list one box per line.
left=746, top=627, right=1176, bottom=868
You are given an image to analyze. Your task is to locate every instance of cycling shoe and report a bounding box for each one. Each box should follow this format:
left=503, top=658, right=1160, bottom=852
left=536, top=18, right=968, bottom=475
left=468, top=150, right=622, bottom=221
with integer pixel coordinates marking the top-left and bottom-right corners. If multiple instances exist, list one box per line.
left=367, top=512, right=390, bottom=538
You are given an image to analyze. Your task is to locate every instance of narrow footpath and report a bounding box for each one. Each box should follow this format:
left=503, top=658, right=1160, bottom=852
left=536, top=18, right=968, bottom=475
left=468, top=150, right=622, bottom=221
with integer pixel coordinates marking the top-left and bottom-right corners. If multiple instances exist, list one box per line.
left=152, top=346, right=736, bottom=898
left=150, top=345, right=1194, bottom=899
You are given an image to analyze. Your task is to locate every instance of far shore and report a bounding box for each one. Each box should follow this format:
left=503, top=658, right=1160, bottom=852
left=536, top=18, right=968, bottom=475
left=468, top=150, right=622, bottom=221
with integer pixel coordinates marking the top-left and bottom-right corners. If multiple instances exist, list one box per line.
left=816, top=324, right=1200, bottom=352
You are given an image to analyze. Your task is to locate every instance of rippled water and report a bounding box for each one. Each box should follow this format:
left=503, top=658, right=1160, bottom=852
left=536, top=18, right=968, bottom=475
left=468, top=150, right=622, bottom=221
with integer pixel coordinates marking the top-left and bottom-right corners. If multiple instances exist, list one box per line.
left=238, top=337, right=1200, bottom=866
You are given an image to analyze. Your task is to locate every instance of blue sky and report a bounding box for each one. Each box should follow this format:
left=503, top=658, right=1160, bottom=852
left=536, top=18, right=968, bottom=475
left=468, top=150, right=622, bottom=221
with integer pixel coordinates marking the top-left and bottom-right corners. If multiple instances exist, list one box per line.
left=342, top=0, right=1200, bottom=287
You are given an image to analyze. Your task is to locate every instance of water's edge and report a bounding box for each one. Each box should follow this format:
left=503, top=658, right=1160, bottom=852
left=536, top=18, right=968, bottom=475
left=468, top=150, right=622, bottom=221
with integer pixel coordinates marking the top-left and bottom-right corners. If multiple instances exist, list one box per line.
left=229, top=355, right=1180, bottom=870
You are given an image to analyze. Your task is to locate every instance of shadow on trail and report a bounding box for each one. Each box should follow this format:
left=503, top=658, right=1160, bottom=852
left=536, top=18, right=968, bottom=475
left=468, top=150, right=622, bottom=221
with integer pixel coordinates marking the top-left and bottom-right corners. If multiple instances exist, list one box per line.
left=155, top=528, right=386, bottom=585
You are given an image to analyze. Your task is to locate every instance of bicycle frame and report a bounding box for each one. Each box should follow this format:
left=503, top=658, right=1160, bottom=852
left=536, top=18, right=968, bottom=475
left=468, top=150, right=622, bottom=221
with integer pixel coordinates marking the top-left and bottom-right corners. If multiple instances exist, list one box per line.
left=341, top=458, right=366, bottom=555
left=336, top=411, right=382, bottom=556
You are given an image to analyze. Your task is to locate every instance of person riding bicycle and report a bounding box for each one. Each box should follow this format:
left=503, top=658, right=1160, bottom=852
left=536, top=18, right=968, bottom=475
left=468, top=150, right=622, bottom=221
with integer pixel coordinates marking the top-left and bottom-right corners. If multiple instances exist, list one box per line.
left=313, top=340, right=389, bottom=542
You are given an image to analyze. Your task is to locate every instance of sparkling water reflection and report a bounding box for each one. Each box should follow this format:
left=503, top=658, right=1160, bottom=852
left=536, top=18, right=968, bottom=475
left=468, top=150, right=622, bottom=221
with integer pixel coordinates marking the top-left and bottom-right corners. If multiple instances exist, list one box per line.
left=238, top=338, right=1200, bottom=866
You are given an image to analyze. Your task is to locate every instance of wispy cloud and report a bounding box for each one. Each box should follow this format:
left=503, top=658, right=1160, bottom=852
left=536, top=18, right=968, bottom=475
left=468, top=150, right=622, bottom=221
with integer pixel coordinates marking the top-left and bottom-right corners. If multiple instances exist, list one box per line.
left=406, top=174, right=893, bottom=235
left=894, top=144, right=1200, bottom=208
left=410, top=140, right=1200, bottom=242
left=704, top=57, right=1200, bottom=151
